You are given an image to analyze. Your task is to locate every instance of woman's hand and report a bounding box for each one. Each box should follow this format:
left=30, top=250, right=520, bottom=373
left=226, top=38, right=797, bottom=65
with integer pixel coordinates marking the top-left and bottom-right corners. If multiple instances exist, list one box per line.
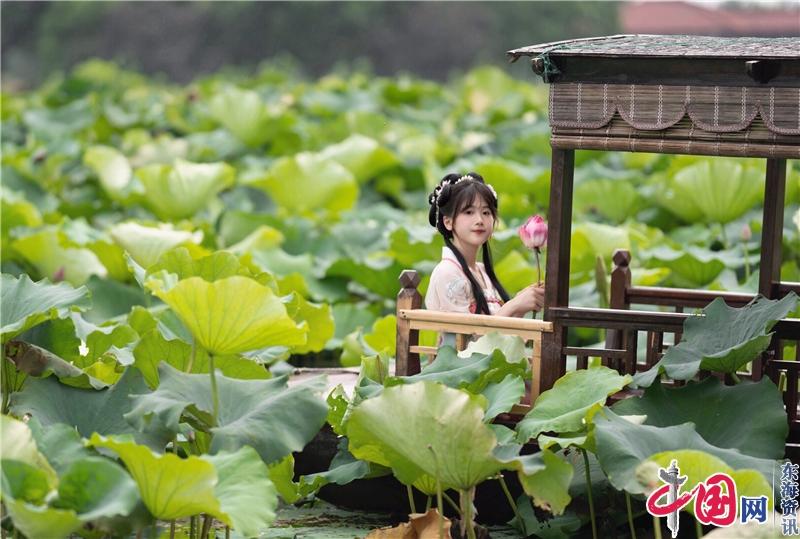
left=497, top=283, right=545, bottom=317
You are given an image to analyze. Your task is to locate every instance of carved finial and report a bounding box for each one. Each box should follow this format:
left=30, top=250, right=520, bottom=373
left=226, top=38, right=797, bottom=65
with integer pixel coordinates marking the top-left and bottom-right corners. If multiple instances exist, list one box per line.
left=613, top=249, right=631, bottom=267
left=399, top=270, right=420, bottom=289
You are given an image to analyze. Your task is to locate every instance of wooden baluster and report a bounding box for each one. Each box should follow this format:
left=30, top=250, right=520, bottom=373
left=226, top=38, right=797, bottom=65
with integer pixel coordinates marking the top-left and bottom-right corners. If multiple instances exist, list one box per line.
left=673, top=306, right=683, bottom=345
left=757, top=158, right=787, bottom=381
left=624, top=329, right=638, bottom=375
left=455, top=334, right=469, bottom=352
left=646, top=331, right=662, bottom=371
left=542, top=148, right=575, bottom=391
left=396, top=270, right=421, bottom=376
left=576, top=353, right=588, bottom=370
left=530, top=332, right=544, bottom=402
left=606, top=250, right=632, bottom=351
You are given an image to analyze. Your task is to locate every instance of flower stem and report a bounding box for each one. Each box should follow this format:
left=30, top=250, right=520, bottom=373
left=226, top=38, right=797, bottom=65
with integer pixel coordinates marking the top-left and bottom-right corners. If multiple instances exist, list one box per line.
left=209, top=354, right=219, bottom=426
left=581, top=448, right=598, bottom=539
left=654, top=515, right=663, bottom=539
left=407, top=484, right=417, bottom=514
left=626, top=492, right=637, bottom=539
left=498, top=474, right=524, bottom=535
left=535, top=248, right=542, bottom=285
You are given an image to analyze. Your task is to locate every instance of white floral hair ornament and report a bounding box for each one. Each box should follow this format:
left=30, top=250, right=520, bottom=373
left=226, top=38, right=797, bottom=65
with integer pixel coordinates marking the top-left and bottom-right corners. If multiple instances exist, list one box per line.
left=429, top=174, right=500, bottom=224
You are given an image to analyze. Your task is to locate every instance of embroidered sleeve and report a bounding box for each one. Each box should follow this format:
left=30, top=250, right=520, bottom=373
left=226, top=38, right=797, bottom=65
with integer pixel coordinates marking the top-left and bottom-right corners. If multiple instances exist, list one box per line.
left=426, top=263, right=473, bottom=313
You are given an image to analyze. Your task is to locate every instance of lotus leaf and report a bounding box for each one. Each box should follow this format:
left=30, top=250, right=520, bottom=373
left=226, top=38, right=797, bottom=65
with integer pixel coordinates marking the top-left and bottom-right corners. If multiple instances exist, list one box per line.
left=11, top=229, right=108, bottom=285
left=137, top=159, right=235, bottom=220
left=249, top=152, right=358, bottom=214
left=4, top=340, right=108, bottom=390
left=318, top=134, right=399, bottom=184
left=148, top=275, right=306, bottom=355
left=110, top=222, right=203, bottom=269
left=89, top=434, right=221, bottom=520
left=612, top=378, right=787, bottom=459
left=2, top=495, right=82, bottom=539
left=208, top=86, right=291, bottom=147
left=643, top=245, right=738, bottom=287
left=363, top=314, right=396, bottom=357
left=133, top=329, right=269, bottom=388
left=635, top=294, right=797, bottom=387
left=53, top=456, right=139, bottom=521
left=147, top=248, right=242, bottom=282
left=659, top=159, right=763, bottom=225
left=1, top=415, right=57, bottom=487
left=327, top=303, right=379, bottom=349
left=283, top=292, right=334, bottom=354
left=493, top=444, right=574, bottom=515
left=347, top=382, right=503, bottom=490
left=481, top=374, right=525, bottom=421
left=27, top=419, right=92, bottom=476
left=1, top=273, right=90, bottom=342
left=458, top=332, right=526, bottom=363
left=640, top=450, right=772, bottom=517
left=516, top=366, right=632, bottom=443
left=386, top=347, right=527, bottom=395
left=83, top=145, right=137, bottom=202
left=326, top=256, right=405, bottom=299
left=83, top=276, right=149, bottom=323
left=593, top=410, right=775, bottom=495
left=574, top=178, right=643, bottom=224
left=203, top=445, right=278, bottom=536
left=10, top=367, right=171, bottom=450
left=125, top=363, right=328, bottom=464
left=495, top=250, right=536, bottom=295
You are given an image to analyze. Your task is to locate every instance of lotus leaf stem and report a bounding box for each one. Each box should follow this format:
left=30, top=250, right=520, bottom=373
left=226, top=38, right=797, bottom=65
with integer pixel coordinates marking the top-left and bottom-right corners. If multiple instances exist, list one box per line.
left=187, top=339, right=197, bottom=373
left=581, top=448, right=598, bottom=539
left=427, top=445, right=445, bottom=539
left=498, top=474, right=524, bottom=535
left=695, top=519, right=703, bottom=537
left=653, top=515, right=663, bottom=539
left=442, top=491, right=460, bottom=513
left=226, top=525, right=230, bottom=539
left=209, top=354, right=219, bottom=426
left=201, top=514, right=212, bottom=538
left=189, top=516, right=196, bottom=539
left=426, top=496, right=432, bottom=511
left=170, top=520, right=176, bottom=539
left=459, top=487, right=477, bottom=539
left=407, top=484, right=417, bottom=514
left=625, top=492, right=637, bottom=539
left=730, top=372, right=741, bottom=384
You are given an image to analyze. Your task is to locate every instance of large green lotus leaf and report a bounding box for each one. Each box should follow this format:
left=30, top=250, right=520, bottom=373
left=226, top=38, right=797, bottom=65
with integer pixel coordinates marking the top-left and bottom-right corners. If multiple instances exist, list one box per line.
left=635, top=294, right=797, bottom=387
left=9, top=367, right=171, bottom=450
left=228, top=225, right=285, bottom=254
left=283, top=293, right=334, bottom=354
left=481, top=375, right=526, bottom=421
left=574, top=179, right=643, bottom=224
left=5, top=341, right=108, bottom=390
left=593, top=410, right=775, bottom=495
left=133, top=329, right=268, bottom=388
left=643, top=245, right=737, bottom=287
left=458, top=332, right=527, bottom=363
left=325, top=256, right=405, bottom=298
left=1, top=415, right=57, bottom=487
left=148, top=275, right=306, bottom=355
left=495, top=250, right=536, bottom=295
left=612, top=378, right=787, bottom=459
left=571, top=223, right=631, bottom=279
left=28, top=419, right=92, bottom=476
left=69, top=312, right=138, bottom=363
left=640, top=450, right=772, bottom=517
left=516, top=367, right=632, bottom=443
left=2, top=188, right=42, bottom=240
left=318, top=135, right=399, bottom=184
left=208, top=86, right=293, bottom=147
left=125, top=363, right=328, bottom=464
left=3, top=496, right=82, bottom=539
left=53, top=456, right=139, bottom=521
left=83, top=145, right=139, bottom=202
left=83, top=276, right=149, bottom=324
left=248, top=152, right=358, bottom=214
left=386, top=347, right=527, bottom=395
left=493, top=445, right=574, bottom=515
left=362, top=314, right=396, bottom=357
left=137, top=160, right=235, bottom=220
left=89, top=434, right=221, bottom=521
left=202, top=446, right=278, bottom=535
left=146, top=248, right=243, bottom=282
left=327, top=303, right=379, bottom=350
left=11, top=229, right=108, bottom=285
left=387, top=225, right=442, bottom=267
left=110, top=222, right=203, bottom=269
left=346, top=382, right=503, bottom=490
left=1, top=274, right=89, bottom=342
left=660, top=159, right=763, bottom=224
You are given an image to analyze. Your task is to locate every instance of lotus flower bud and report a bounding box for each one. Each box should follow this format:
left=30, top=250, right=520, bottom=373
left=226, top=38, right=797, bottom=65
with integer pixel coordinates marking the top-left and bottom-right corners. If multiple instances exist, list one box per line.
left=741, top=223, right=752, bottom=242
left=519, top=215, right=548, bottom=250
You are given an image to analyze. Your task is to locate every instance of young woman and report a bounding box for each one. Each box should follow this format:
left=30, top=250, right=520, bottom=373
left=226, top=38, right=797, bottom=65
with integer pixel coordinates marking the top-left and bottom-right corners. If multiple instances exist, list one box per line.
left=425, top=172, right=544, bottom=319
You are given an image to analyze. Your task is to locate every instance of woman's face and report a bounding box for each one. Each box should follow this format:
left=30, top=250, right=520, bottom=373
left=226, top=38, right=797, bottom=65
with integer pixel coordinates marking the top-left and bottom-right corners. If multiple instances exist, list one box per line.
left=444, top=195, right=494, bottom=250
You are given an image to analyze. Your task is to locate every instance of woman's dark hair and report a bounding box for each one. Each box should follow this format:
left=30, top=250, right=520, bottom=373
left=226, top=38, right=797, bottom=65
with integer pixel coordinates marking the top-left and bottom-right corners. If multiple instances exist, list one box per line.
left=427, top=172, right=510, bottom=314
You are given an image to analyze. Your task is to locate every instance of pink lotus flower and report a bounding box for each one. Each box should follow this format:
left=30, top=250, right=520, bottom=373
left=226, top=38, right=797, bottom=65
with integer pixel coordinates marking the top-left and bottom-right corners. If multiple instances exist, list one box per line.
left=519, top=215, right=548, bottom=251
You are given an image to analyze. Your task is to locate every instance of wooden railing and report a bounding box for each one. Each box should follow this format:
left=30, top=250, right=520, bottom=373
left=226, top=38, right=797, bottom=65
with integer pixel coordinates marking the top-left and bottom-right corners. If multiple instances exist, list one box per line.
left=395, top=270, right=553, bottom=412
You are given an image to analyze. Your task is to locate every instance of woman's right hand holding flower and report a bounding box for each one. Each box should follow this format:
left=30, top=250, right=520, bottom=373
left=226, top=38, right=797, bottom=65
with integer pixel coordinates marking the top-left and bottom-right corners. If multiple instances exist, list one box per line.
left=498, top=283, right=544, bottom=317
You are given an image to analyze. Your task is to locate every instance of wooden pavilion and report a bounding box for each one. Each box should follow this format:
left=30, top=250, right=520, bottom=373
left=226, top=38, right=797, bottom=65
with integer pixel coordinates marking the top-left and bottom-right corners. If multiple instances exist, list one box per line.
left=396, top=35, right=800, bottom=457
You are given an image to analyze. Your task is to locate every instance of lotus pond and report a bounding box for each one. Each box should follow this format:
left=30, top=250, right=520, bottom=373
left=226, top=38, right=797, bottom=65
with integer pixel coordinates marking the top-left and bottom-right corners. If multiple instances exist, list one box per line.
left=1, top=60, right=797, bottom=538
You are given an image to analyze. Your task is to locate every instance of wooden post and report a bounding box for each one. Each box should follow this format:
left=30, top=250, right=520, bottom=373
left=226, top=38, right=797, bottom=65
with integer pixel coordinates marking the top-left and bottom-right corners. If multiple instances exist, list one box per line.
left=530, top=332, right=544, bottom=403
left=396, top=270, right=421, bottom=376
left=542, top=148, right=575, bottom=391
left=757, top=158, right=787, bottom=378
left=605, top=249, right=632, bottom=353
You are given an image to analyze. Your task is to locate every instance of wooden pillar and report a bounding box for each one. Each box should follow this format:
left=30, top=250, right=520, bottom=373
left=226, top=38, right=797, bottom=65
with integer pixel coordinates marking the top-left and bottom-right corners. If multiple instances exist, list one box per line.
left=605, top=249, right=632, bottom=353
left=758, top=158, right=787, bottom=378
left=396, top=270, right=421, bottom=376
left=542, top=148, right=575, bottom=391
